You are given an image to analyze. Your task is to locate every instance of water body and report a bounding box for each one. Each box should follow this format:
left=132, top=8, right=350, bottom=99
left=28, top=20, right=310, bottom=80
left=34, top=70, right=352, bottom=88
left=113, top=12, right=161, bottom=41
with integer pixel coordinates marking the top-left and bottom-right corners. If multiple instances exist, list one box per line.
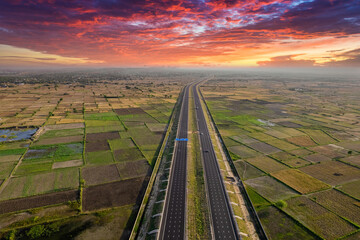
left=0, top=128, right=37, bottom=142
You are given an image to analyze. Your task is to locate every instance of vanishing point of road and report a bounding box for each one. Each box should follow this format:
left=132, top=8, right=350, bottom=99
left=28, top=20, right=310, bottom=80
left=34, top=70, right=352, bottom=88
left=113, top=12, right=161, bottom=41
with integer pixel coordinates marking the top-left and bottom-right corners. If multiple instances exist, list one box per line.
left=159, top=82, right=239, bottom=240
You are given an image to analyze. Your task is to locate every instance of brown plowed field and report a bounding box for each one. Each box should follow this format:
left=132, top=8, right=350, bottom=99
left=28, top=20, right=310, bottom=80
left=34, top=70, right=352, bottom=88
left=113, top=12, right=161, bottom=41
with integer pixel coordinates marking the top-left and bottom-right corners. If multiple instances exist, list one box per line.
left=85, top=140, right=110, bottom=152
left=86, top=131, right=120, bottom=142
left=82, top=177, right=146, bottom=211
left=82, top=164, right=121, bottom=186
left=114, top=108, right=145, bottom=115
left=0, top=190, right=78, bottom=214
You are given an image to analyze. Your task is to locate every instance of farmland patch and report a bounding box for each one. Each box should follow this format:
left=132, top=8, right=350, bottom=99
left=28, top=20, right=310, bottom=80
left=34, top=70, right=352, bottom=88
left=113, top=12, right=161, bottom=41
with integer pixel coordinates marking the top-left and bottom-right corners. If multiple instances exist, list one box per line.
left=284, top=196, right=356, bottom=240
left=82, top=177, right=145, bottom=211
left=300, top=161, right=360, bottom=186
left=113, top=148, right=144, bottom=162
left=309, top=189, right=360, bottom=225
left=246, top=156, right=288, bottom=173
left=82, top=164, right=121, bottom=186
left=247, top=141, right=281, bottom=155
left=117, top=159, right=150, bottom=180
left=271, top=169, right=330, bottom=194
left=52, top=159, right=83, bottom=169
left=245, top=176, right=298, bottom=202
left=234, top=160, right=265, bottom=180
left=258, top=206, right=318, bottom=240
left=286, top=135, right=317, bottom=147
left=337, top=180, right=360, bottom=200
left=0, top=190, right=78, bottom=214
left=86, top=151, right=114, bottom=165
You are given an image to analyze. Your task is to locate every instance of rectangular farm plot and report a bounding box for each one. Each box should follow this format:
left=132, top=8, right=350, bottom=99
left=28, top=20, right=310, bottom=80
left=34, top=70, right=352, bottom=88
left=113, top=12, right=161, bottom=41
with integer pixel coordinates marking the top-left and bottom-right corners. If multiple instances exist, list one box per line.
left=309, top=189, right=360, bottom=225
left=108, top=138, right=135, bottom=150
left=0, top=161, right=16, bottom=178
left=245, top=176, right=298, bottom=202
left=82, top=164, right=121, bottom=186
left=86, top=150, right=114, bottom=165
left=145, top=123, right=167, bottom=133
left=0, top=154, right=22, bottom=163
left=0, top=169, right=79, bottom=201
left=85, top=120, right=125, bottom=133
left=113, top=148, right=144, bottom=162
left=300, top=129, right=336, bottom=145
left=300, top=161, right=360, bottom=186
left=336, top=141, right=360, bottom=152
left=0, top=148, right=27, bottom=157
left=258, top=206, right=318, bottom=240
left=341, top=155, right=360, bottom=167
left=246, top=156, right=288, bottom=173
left=309, top=145, right=348, bottom=159
left=337, top=180, right=360, bottom=200
left=0, top=190, right=78, bottom=215
left=247, top=141, right=281, bottom=155
left=38, top=128, right=84, bottom=139
left=284, top=196, right=357, bottom=240
left=228, top=145, right=260, bottom=159
left=117, top=159, right=150, bottom=180
left=52, top=159, right=83, bottom=169
left=286, top=135, right=317, bottom=147
left=15, top=161, right=53, bottom=175
left=303, top=153, right=332, bottom=163
left=271, top=169, right=330, bottom=194
left=266, top=139, right=299, bottom=151
left=85, top=111, right=119, bottom=121
left=34, top=135, right=83, bottom=146
left=290, top=148, right=313, bottom=157
left=82, top=177, right=145, bottom=211
left=234, top=160, right=265, bottom=180
left=114, top=107, right=146, bottom=115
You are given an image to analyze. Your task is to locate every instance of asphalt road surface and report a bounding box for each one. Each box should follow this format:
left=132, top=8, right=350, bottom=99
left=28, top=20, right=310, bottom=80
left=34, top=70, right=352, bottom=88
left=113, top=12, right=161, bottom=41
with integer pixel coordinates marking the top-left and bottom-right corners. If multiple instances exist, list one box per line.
left=158, top=85, right=190, bottom=240
left=193, top=83, right=240, bottom=240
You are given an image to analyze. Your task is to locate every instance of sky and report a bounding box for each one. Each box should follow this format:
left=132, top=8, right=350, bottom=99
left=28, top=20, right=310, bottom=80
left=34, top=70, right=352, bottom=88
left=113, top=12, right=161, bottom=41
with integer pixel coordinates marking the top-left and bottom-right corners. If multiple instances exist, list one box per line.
left=0, top=0, right=359, bottom=68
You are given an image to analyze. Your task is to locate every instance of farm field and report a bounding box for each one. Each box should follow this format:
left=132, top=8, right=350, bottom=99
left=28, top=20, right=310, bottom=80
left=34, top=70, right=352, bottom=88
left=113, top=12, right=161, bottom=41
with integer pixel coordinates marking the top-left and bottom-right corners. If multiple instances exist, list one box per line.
left=202, top=72, right=360, bottom=239
left=0, top=69, right=193, bottom=239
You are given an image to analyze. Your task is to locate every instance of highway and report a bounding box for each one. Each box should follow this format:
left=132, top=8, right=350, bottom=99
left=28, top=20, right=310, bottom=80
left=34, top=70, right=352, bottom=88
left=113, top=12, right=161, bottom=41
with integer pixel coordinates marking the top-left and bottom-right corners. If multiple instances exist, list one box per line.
left=193, top=83, right=240, bottom=240
left=158, top=85, right=189, bottom=240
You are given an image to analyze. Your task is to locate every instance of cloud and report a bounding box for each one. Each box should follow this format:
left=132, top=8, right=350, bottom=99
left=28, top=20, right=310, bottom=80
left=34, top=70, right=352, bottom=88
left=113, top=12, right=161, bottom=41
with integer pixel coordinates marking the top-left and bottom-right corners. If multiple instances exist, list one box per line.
left=0, top=0, right=359, bottom=66
left=324, top=48, right=360, bottom=67
left=257, top=55, right=316, bottom=67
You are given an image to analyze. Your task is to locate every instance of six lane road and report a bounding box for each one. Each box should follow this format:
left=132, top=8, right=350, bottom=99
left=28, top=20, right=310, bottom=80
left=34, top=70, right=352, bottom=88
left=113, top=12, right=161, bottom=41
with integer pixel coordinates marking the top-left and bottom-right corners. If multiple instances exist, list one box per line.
left=158, top=82, right=239, bottom=240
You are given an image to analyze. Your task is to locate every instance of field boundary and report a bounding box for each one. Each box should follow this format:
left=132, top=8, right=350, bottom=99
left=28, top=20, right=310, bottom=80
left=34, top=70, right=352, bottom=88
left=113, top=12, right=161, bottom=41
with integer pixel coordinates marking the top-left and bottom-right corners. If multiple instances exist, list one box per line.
left=129, top=87, right=184, bottom=240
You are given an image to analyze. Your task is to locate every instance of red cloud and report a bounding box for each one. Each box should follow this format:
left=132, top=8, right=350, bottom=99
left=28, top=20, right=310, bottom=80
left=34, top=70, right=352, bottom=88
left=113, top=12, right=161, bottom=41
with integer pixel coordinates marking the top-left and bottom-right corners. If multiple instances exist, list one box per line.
left=0, top=0, right=359, bottom=67
left=257, top=55, right=316, bottom=67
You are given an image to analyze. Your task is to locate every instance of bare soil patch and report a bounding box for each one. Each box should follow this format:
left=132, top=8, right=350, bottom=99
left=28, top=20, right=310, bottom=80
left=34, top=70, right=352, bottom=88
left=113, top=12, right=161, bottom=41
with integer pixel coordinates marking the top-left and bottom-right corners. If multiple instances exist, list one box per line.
left=82, top=177, right=145, bottom=211
left=82, top=164, right=121, bottom=186
left=0, top=190, right=78, bottom=214
left=52, top=159, right=83, bottom=169
left=85, top=140, right=110, bottom=152
left=303, top=153, right=331, bottom=163
left=286, top=135, right=316, bottom=147
left=86, top=131, right=120, bottom=142
left=117, top=159, right=151, bottom=179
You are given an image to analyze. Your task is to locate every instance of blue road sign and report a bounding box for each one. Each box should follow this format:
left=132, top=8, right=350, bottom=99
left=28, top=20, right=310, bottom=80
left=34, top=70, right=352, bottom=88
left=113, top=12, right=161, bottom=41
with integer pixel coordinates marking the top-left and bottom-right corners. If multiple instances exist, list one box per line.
left=176, top=138, right=188, bottom=141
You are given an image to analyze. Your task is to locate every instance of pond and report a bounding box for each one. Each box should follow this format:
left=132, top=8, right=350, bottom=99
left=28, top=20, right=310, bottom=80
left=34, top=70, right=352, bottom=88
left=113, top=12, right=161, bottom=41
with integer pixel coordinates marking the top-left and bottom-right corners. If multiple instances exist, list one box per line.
left=0, top=128, right=37, bottom=142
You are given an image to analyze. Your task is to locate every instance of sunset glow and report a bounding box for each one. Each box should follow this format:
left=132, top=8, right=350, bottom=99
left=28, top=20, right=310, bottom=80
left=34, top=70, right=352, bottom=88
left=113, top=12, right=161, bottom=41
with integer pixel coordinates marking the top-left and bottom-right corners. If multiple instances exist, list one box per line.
left=0, top=0, right=359, bottom=67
